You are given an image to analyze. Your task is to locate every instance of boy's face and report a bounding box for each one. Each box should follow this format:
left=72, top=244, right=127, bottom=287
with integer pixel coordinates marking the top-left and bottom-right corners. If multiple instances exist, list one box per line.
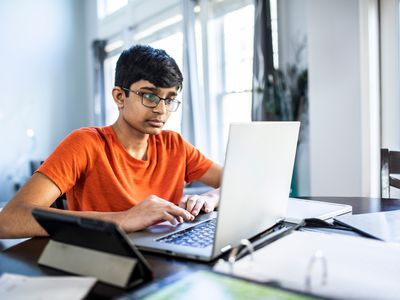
left=113, top=80, right=179, bottom=136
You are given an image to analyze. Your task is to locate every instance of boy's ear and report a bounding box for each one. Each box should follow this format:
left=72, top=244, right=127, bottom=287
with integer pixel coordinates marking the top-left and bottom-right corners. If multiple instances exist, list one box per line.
left=112, top=87, right=125, bottom=109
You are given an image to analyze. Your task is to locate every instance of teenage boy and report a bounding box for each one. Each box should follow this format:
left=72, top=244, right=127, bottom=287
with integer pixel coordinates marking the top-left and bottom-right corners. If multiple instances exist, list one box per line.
left=0, top=45, right=222, bottom=238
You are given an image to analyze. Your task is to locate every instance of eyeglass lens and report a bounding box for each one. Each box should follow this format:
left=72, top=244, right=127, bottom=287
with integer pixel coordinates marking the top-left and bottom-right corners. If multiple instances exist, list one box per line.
left=142, top=93, right=180, bottom=112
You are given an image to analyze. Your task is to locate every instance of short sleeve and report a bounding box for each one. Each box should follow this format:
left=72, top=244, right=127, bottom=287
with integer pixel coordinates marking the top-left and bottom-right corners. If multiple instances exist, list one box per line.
left=36, top=128, right=101, bottom=194
left=183, top=139, right=213, bottom=183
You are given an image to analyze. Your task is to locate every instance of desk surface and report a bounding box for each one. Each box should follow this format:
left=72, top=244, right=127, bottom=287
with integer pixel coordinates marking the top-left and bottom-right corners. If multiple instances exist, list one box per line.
left=1, top=196, right=400, bottom=299
left=303, top=196, right=400, bottom=214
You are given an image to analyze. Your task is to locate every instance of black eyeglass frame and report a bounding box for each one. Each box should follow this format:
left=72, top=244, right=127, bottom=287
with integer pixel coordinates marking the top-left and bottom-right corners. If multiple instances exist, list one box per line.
left=122, top=87, right=181, bottom=112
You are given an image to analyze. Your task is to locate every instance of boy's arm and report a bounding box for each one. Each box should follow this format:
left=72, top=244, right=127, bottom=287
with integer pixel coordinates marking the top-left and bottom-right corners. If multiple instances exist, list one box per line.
left=197, top=163, right=222, bottom=188
left=0, top=173, right=194, bottom=239
left=0, top=173, right=62, bottom=238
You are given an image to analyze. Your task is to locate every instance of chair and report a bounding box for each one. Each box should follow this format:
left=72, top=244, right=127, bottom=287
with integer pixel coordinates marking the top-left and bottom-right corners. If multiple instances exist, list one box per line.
left=381, top=149, right=400, bottom=198
left=30, top=160, right=67, bottom=210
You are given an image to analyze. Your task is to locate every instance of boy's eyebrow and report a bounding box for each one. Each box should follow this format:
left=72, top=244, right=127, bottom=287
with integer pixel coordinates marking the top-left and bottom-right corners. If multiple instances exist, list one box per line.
left=140, top=86, right=178, bottom=97
left=139, top=86, right=159, bottom=92
left=167, top=91, right=178, bottom=97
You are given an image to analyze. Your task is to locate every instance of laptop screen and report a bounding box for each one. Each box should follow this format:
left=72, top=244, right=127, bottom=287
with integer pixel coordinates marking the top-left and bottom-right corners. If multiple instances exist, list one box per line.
left=213, top=122, right=300, bottom=256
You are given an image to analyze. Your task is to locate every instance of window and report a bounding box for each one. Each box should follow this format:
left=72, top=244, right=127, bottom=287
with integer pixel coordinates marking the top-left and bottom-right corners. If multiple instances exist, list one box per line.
left=103, top=52, right=120, bottom=125
left=207, top=3, right=255, bottom=160
left=204, top=1, right=279, bottom=161
left=221, top=5, right=254, bottom=143
left=97, top=0, right=128, bottom=19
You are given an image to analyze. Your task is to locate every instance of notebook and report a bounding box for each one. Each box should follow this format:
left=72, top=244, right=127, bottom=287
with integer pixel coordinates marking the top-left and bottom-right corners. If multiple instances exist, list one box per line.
left=128, top=122, right=300, bottom=262
left=214, top=231, right=400, bottom=299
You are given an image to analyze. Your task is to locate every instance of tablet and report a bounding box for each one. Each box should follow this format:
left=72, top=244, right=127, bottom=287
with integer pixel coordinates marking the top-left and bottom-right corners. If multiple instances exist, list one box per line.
left=32, top=208, right=152, bottom=287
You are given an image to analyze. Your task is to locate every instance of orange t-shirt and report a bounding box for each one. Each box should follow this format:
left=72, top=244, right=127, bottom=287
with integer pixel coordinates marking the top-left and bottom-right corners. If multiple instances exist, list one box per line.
left=37, top=126, right=213, bottom=211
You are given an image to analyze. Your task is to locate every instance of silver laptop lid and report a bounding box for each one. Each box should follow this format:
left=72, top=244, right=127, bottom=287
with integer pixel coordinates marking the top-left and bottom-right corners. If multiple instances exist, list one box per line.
left=212, top=121, right=300, bottom=257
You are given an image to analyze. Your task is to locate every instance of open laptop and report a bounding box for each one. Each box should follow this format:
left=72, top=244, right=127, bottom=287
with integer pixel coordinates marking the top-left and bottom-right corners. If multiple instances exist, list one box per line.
left=128, top=122, right=300, bottom=261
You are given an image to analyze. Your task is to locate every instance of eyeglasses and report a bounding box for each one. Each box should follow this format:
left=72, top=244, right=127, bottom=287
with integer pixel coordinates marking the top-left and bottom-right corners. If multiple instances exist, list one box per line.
left=122, top=88, right=181, bottom=112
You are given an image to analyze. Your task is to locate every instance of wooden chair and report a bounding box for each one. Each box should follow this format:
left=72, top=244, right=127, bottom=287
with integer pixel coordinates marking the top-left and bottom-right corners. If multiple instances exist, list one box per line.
left=381, top=149, right=400, bottom=198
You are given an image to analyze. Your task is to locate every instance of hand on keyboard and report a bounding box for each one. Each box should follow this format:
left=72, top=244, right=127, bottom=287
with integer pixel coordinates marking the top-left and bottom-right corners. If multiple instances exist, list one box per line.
left=118, top=195, right=195, bottom=232
left=179, top=190, right=219, bottom=217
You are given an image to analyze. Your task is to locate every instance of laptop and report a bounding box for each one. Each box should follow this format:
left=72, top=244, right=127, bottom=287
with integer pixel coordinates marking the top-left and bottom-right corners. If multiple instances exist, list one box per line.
left=128, top=121, right=300, bottom=261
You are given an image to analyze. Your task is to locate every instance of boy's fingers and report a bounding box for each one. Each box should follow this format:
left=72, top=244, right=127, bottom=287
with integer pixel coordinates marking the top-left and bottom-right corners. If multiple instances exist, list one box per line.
left=186, top=195, right=199, bottom=212
left=178, top=196, right=188, bottom=208
left=192, top=199, right=206, bottom=216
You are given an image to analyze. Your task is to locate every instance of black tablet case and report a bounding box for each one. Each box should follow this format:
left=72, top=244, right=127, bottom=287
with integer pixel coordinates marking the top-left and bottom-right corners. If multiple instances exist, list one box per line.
left=32, top=208, right=152, bottom=288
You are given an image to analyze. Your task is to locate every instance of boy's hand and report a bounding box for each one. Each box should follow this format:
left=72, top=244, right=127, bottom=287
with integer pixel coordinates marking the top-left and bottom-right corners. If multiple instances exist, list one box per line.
left=118, top=195, right=195, bottom=232
left=179, top=193, right=218, bottom=216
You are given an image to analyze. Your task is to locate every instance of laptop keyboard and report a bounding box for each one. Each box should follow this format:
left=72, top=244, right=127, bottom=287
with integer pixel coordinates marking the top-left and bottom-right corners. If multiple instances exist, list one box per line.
left=156, top=218, right=216, bottom=248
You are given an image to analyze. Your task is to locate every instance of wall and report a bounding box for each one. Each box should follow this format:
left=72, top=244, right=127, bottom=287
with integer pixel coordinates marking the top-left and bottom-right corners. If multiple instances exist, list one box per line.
left=85, top=0, right=98, bottom=126
left=0, top=0, right=90, bottom=202
left=307, top=0, right=363, bottom=196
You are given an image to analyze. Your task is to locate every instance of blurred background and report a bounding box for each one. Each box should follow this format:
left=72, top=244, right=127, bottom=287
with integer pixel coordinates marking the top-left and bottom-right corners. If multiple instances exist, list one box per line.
left=0, top=0, right=399, bottom=204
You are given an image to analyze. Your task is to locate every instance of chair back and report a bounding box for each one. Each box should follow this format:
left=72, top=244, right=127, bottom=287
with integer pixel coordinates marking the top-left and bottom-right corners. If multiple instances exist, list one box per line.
left=30, top=160, right=67, bottom=210
left=381, top=149, right=400, bottom=198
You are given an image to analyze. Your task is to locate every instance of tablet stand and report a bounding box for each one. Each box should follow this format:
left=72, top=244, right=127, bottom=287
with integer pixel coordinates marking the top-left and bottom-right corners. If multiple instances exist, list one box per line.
left=39, top=239, right=151, bottom=288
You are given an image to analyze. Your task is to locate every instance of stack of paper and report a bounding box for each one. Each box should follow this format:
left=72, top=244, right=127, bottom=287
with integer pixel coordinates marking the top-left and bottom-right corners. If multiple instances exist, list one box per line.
left=214, top=231, right=400, bottom=299
left=335, top=210, right=400, bottom=242
left=286, top=198, right=352, bottom=223
left=0, top=273, right=96, bottom=300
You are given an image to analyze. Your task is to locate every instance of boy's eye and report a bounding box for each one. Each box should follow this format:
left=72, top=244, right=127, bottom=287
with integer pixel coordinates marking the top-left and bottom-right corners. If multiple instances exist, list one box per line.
left=143, top=93, right=160, bottom=102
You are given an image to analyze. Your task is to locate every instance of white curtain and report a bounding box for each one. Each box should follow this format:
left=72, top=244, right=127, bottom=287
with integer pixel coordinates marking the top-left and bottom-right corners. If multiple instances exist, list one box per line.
left=181, top=0, right=208, bottom=154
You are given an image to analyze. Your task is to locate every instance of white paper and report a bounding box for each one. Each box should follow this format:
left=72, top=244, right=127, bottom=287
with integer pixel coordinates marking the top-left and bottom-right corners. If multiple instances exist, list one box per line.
left=214, top=231, right=400, bottom=300
left=286, top=198, right=352, bottom=223
left=0, top=273, right=97, bottom=300
left=336, top=210, right=400, bottom=242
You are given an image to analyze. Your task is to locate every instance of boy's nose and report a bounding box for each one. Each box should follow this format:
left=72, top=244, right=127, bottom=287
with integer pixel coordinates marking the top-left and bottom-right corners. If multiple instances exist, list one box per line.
left=153, top=99, right=168, bottom=113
